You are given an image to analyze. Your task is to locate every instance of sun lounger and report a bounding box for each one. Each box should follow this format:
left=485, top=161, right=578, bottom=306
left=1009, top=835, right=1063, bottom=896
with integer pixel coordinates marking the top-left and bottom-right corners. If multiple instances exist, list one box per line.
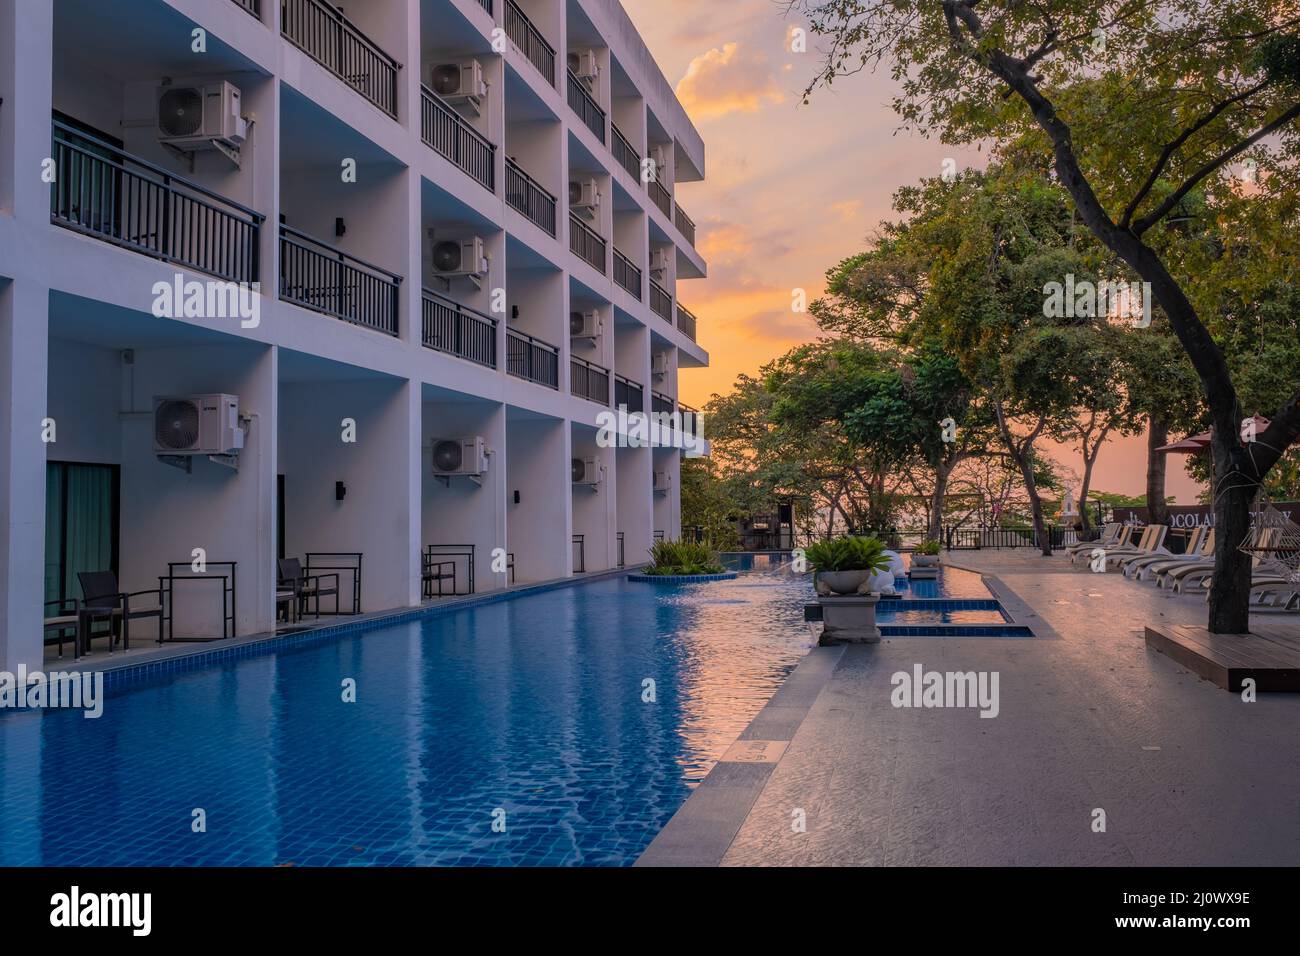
left=1070, top=524, right=1133, bottom=566
left=1100, top=525, right=1167, bottom=570
left=1128, top=526, right=1208, bottom=580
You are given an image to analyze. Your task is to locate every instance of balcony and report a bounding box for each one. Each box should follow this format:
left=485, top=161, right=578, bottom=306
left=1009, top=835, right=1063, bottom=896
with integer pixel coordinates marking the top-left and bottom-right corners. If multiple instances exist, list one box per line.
left=612, top=124, right=640, bottom=181
left=613, top=248, right=642, bottom=298
left=282, top=0, right=400, bottom=118
left=279, top=225, right=401, bottom=336
left=506, top=159, right=557, bottom=236
left=649, top=179, right=672, bottom=218
left=571, top=356, right=611, bottom=405
left=651, top=390, right=676, bottom=415
left=50, top=120, right=263, bottom=283
left=505, top=0, right=556, bottom=87
left=567, top=70, right=606, bottom=143
left=422, top=289, right=497, bottom=367
left=674, top=202, right=696, bottom=247
left=676, top=304, right=698, bottom=342
left=614, top=374, right=643, bottom=413
left=569, top=213, right=606, bottom=274
left=506, top=328, right=560, bottom=388
left=649, top=279, right=673, bottom=323
left=476, top=0, right=493, bottom=14
left=421, top=86, right=495, bottom=192
left=231, top=0, right=260, bottom=17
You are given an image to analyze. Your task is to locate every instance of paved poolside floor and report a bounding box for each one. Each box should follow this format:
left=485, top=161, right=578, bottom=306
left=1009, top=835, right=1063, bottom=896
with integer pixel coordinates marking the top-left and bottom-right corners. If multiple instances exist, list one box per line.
left=647, top=551, right=1300, bottom=866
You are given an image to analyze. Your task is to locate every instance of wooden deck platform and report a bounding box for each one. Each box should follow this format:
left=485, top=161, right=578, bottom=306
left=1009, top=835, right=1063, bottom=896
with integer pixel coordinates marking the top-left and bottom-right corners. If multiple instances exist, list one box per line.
left=1145, top=621, right=1300, bottom=692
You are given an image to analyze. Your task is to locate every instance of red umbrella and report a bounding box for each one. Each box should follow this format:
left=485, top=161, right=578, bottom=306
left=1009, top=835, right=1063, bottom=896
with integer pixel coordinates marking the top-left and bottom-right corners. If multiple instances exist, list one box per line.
left=1156, top=415, right=1270, bottom=454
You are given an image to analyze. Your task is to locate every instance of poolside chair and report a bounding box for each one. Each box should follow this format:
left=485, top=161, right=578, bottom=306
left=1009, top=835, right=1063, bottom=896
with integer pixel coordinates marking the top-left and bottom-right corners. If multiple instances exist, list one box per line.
left=76, top=570, right=165, bottom=652
left=1070, top=524, right=1133, bottom=566
left=1065, top=522, right=1121, bottom=558
left=1124, top=525, right=1205, bottom=580
left=1141, top=528, right=1216, bottom=584
left=43, top=597, right=81, bottom=659
left=1173, top=528, right=1278, bottom=594
left=421, top=553, right=456, bottom=598
left=278, top=558, right=339, bottom=620
left=1100, top=525, right=1167, bottom=571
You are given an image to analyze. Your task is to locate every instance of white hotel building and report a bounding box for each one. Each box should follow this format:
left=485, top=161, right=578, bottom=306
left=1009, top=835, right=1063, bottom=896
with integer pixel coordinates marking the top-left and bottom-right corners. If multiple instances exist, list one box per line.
left=0, top=0, right=709, bottom=668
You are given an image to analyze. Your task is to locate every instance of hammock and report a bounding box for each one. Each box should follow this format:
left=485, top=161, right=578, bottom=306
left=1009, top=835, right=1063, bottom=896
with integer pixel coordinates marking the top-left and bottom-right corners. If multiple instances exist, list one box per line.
left=1238, top=501, right=1300, bottom=586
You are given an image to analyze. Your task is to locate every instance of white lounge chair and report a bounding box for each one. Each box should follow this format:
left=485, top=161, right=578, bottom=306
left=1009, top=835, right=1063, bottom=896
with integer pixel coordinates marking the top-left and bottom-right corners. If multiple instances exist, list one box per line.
left=1124, top=525, right=1204, bottom=579
left=1070, top=524, right=1133, bottom=566
left=1101, top=525, right=1168, bottom=571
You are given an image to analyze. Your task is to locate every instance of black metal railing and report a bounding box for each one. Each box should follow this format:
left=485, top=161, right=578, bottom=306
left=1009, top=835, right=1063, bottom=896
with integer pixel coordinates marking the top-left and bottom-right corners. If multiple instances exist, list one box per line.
left=506, top=158, right=557, bottom=236
left=505, top=0, right=555, bottom=86
left=651, top=391, right=675, bottom=415
left=572, top=534, right=586, bottom=573
left=50, top=121, right=263, bottom=283
left=279, top=225, right=400, bottom=335
left=476, top=0, right=493, bottom=15
left=944, top=525, right=1072, bottom=551
left=571, top=356, right=610, bottom=405
left=612, top=124, right=640, bottom=181
left=616, top=531, right=625, bottom=569
left=421, top=85, right=495, bottom=191
left=676, top=303, right=697, bottom=341
left=569, top=212, right=606, bottom=273
left=649, top=279, right=673, bottom=322
left=232, top=0, right=261, bottom=17
left=506, top=328, right=560, bottom=388
left=567, top=69, right=606, bottom=143
left=422, top=289, right=497, bottom=367
left=649, top=178, right=672, bottom=217
left=614, top=374, right=643, bottom=413
left=614, top=248, right=642, bottom=298
left=281, top=0, right=400, bottom=118
left=674, top=201, right=696, bottom=246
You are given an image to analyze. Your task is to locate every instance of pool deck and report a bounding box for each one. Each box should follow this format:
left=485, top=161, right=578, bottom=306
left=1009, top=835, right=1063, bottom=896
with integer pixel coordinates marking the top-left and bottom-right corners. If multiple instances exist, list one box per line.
left=639, top=550, right=1300, bottom=867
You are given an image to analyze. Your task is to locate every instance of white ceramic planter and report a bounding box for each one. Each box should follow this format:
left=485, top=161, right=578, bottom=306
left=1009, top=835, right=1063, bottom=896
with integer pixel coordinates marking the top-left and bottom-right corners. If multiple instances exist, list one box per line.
left=814, top=569, right=872, bottom=595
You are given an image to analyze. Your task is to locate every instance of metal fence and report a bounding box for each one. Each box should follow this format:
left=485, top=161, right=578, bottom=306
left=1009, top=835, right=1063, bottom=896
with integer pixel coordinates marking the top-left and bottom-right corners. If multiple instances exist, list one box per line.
left=505, top=0, right=556, bottom=86
left=614, top=374, right=644, bottom=412
left=506, top=329, right=559, bottom=388
left=421, top=85, right=495, bottom=191
left=612, top=124, right=640, bottom=180
left=569, top=212, right=606, bottom=273
left=649, top=279, right=673, bottom=322
left=279, top=225, right=401, bottom=336
left=506, top=158, right=556, bottom=236
left=281, top=0, right=399, bottom=117
left=567, top=69, right=606, bottom=142
left=422, top=290, right=496, bottom=367
left=571, top=356, right=611, bottom=405
left=614, top=248, right=642, bottom=298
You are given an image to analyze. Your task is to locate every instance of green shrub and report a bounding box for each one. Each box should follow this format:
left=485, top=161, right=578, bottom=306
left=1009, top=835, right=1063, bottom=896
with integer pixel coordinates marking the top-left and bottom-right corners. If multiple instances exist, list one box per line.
left=803, top=536, right=892, bottom=573
left=915, top=538, right=942, bottom=556
left=644, top=539, right=726, bottom=576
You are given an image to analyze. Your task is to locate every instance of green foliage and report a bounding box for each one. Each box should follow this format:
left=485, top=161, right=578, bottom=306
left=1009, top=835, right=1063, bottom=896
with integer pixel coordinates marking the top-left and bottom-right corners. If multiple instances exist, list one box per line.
left=804, top=536, right=893, bottom=573
left=915, top=539, right=942, bottom=556
left=679, top=457, right=742, bottom=551
left=643, top=540, right=725, bottom=577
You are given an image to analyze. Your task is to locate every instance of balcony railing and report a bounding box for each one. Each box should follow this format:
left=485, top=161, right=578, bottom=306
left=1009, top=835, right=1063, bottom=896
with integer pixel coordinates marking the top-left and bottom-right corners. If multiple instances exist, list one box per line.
left=674, top=202, right=696, bottom=246
left=649, top=279, right=673, bottom=322
left=506, top=158, right=557, bottom=236
left=476, top=0, right=493, bottom=14
left=282, top=0, right=400, bottom=118
left=506, top=328, right=560, bottom=388
left=651, top=391, right=676, bottom=415
left=648, top=178, right=672, bottom=218
left=50, top=120, right=263, bottom=283
left=421, top=85, right=495, bottom=192
left=569, top=212, right=606, bottom=274
left=279, top=225, right=401, bottom=336
left=422, top=289, right=497, bottom=367
left=614, top=374, right=644, bottom=413
left=231, top=0, right=260, bottom=17
left=612, top=124, right=640, bottom=181
left=571, top=356, right=611, bottom=405
left=505, top=0, right=556, bottom=86
left=676, top=304, right=698, bottom=342
left=567, top=69, right=606, bottom=143
left=613, top=248, right=642, bottom=299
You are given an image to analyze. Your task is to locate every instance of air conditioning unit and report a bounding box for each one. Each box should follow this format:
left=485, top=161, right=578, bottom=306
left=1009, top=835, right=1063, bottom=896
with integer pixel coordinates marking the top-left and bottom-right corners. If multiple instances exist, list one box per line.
left=650, top=248, right=670, bottom=280
left=572, top=456, right=602, bottom=488
left=432, top=60, right=487, bottom=116
left=651, top=353, right=668, bottom=379
left=651, top=145, right=668, bottom=177
left=570, top=310, right=602, bottom=340
left=568, top=50, right=600, bottom=86
left=569, top=178, right=601, bottom=219
left=432, top=237, right=488, bottom=280
left=153, top=394, right=244, bottom=456
left=432, top=437, right=489, bottom=478
left=158, top=81, right=247, bottom=151
left=653, top=470, right=673, bottom=495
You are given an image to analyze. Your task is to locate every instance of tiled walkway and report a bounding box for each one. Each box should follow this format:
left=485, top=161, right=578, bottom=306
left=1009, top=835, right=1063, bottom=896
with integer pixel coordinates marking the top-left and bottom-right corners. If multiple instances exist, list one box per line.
left=715, top=552, right=1300, bottom=866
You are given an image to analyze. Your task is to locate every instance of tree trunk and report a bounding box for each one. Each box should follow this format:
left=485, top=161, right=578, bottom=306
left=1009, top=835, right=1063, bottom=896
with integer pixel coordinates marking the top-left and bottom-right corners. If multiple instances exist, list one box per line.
left=1146, top=416, right=1170, bottom=527
left=1016, top=454, right=1051, bottom=556
left=1207, top=435, right=1255, bottom=633
left=928, top=460, right=952, bottom=540
left=1077, top=424, right=1109, bottom=534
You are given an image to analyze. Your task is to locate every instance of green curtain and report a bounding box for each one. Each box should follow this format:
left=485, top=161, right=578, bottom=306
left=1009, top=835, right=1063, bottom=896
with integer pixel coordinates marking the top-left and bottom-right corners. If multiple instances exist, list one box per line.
left=43, top=466, right=65, bottom=605
left=44, top=463, right=116, bottom=604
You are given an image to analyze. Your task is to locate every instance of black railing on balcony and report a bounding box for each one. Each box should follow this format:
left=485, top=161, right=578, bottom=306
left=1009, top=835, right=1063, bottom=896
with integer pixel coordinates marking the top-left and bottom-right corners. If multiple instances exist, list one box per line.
left=612, top=124, right=641, bottom=181
left=476, top=0, right=493, bottom=15
left=506, top=158, right=557, bottom=236
left=674, top=202, right=696, bottom=246
left=50, top=121, right=263, bottom=283
left=648, top=178, right=672, bottom=218
left=422, top=289, right=497, bottom=367
left=505, top=0, right=556, bottom=86
left=649, top=279, right=673, bottom=322
left=614, top=374, right=644, bottom=413
left=569, top=212, right=606, bottom=273
left=279, top=225, right=400, bottom=335
left=676, top=304, right=698, bottom=342
left=614, top=248, right=642, bottom=298
left=421, top=85, right=495, bottom=191
left=567, top=69, right=606, bottom=143
left=282, top=0, right=400, bottom=118
left=572, top=534, right=586, bottom=573
left=232, top=0, right=261, bottom=17
left=651, top=391, right=676, bottom=416
left=506, top=328, right=560, bottom=388
left=571, top=356, right=611, bottom=405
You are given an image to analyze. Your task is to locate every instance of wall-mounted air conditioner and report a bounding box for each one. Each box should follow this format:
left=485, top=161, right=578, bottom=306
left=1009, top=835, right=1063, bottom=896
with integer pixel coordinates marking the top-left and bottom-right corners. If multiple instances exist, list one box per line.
left=572, top=457, right=602, bottom=488
left=651, top=145, right=668, bottom=178
left=568, top=50, right=600, bottom=87
left=651, top=353, right=668, bottom=379
left=570, top=310, right=601, bottom=341
left=653, top=470, right=673, bottom=495
left=154, top=394, right=245, bottom=457
left=158, top=81, right=247, bottom=153
left=650, top=248, right=670, bottom=280
left=433, top=237, right=488, bottom=280
left=432, top=437, right=489, bottom=478
left=569, top=178, right=601, bottom=219
left=432, top=60, right=487, bottom=117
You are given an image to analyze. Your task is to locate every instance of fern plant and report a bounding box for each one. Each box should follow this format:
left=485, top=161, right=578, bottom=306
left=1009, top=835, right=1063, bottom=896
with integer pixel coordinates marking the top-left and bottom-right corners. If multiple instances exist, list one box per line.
left=644, top=539, right=726, bottom=576
left=803, top=536, right=892, bottom=573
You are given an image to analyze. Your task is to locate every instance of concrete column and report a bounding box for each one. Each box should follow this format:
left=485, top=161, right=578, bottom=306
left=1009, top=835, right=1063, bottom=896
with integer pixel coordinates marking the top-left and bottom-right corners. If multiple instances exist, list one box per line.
left=0, top=0, right=53, bottom=225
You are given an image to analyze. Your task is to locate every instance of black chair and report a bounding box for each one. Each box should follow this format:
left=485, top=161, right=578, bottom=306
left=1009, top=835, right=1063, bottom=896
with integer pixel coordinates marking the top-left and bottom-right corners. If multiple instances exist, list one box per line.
left=422, top=554, right=456, bottom=599
left=278, top=558, right=339, bottom=620
left=43, top=598, right=80, bottom=659
left=76, top=570, right=164, bottom=652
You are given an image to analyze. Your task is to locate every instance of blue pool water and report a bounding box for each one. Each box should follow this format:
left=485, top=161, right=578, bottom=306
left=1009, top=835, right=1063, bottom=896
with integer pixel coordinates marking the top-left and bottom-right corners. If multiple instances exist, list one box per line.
left=0, top=559, right=816, bottom=867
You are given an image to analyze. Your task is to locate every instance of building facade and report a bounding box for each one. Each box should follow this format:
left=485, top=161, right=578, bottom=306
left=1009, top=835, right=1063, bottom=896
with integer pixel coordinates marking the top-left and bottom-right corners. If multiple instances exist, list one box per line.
left=0, top=0, right=708, bottom=668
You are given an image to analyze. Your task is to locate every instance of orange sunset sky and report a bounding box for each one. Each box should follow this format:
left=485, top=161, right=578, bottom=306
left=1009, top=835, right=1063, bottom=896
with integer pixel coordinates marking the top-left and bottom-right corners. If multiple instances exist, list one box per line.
left=621, top=0, right=1206, bottom=504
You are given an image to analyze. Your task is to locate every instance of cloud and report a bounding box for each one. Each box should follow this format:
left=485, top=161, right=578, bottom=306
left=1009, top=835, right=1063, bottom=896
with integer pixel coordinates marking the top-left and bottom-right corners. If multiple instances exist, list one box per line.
left=676, top=43, right=787, bottom=120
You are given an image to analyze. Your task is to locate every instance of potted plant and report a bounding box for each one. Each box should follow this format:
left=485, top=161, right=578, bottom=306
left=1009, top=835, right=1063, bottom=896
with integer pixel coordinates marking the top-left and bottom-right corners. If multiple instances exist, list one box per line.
left=805, top=536, right=893, bottom=595
left=630, top=539, right=735, bottom=580
left=912, top=539, right=942, bottom=568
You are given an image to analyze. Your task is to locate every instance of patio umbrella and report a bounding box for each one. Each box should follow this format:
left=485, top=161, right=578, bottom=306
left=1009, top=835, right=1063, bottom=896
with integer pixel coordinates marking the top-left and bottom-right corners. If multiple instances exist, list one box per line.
left=1155, top=415, right=1271, bottom=454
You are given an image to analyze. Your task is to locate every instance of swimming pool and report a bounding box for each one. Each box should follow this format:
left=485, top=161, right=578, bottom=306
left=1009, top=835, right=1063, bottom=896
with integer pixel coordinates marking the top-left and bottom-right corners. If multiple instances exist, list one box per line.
left=0, top=560, right=814, bottom=867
